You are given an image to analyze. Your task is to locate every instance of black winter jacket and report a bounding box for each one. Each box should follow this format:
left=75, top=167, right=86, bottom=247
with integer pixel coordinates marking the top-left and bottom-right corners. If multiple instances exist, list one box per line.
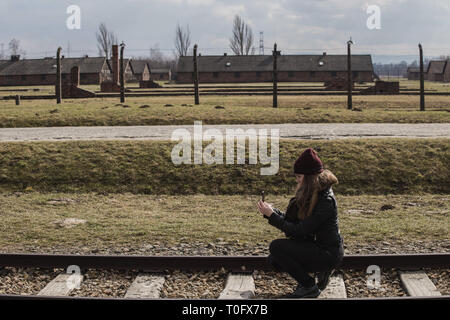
left=265, top=187, right=343, bottom=249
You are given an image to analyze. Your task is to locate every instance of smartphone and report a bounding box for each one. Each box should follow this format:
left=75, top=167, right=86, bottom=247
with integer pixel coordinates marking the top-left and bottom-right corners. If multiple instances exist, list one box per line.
left=261, top=191, right=265, bottom=202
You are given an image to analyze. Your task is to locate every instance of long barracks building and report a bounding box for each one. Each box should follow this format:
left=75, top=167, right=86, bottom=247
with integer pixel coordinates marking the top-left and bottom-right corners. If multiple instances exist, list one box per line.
left=0, top=55, right=137, bottom=86
left=0, top=56, right=111, bottom=86
left=176, top=53, right=375, bottom=84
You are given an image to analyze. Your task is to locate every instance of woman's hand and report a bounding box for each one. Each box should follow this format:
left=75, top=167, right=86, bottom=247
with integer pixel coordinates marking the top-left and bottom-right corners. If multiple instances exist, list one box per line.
left=257, top=200, right=274, bottom=217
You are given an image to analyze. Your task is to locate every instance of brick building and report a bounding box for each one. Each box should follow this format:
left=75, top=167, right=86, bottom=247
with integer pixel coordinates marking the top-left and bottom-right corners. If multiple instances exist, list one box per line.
left=445, top=61, right=450, bottom=82
left=0, top=56, right=110, bottom=86
left=151, top=68, right=171, bottom=81
left=176, top=53, right=374, bottom=84
left=129, top=60, right=151, bottom=82
left=106, top=58, right=134, bottom=82
left=427, top=60, right=447, bottom=82
left=407, top=67, right=420, bottom=80
left=0, top=60, right=9, bottom=72
left=426, top=60, right=450, bottom=82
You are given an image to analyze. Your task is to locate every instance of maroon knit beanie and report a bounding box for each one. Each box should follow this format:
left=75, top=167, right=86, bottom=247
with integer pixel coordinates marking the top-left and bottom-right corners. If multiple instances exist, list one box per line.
left=293, top=148, right=324, bottom=175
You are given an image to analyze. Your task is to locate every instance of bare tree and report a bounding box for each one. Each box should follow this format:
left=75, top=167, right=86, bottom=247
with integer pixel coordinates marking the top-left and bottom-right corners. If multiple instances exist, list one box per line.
left=174, top=23, right=191, bottom=58
left=96, top=23, right=118, bottom=59
left=229, top=15, right=255, bottom=55
left=0, top=43, right=5, bottom=59
left=150, top=44, right=165, bottom=66
left=9, top=39, right=21, bottom=55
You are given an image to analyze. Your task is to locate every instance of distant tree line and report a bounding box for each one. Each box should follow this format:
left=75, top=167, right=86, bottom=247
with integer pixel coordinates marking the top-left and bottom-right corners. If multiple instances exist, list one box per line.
left=373, top=61, right=410, bottom=77
left=374, top=55, right=450, bottom=77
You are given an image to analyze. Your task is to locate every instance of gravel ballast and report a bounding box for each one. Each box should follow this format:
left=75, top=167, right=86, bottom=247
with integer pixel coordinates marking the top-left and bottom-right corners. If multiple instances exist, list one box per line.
left=0, top=267, right=61, bottom=295
left=253, top=270, right=297, bottom=298
left=424, top=268, right=450, bottom=295
left=161, top=269, right=228, bottom=299
left=1, top=267, right=447, bottom=298
left=69, top=269, right=137, bottom=298
left=2, top=239, right=449, bottom=257
left=343, top=268, right=406, bottom=298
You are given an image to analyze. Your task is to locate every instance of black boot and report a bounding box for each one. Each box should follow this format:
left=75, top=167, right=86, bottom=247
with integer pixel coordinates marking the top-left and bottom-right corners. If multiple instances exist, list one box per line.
left=317, top=269, right=334, bottom=291
left=287, top=283, right=320, bottom=298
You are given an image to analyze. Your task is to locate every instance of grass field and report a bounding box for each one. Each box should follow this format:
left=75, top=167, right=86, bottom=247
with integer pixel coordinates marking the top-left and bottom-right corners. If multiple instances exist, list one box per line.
left=0, top=138, right=448, bottom=195
left=0, top=95, right=449, bottom=127
left=0, top=80, right=448, bottom=252
left=0, top=193, right=447, bottom=248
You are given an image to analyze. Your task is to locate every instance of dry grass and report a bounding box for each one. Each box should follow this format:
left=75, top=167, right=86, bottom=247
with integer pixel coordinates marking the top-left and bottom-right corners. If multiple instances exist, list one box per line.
left=0, top=94, right=449, bottom=127
left=0, top=138, right=448, bottom=195
left=0, top=193, right=447, bottom=248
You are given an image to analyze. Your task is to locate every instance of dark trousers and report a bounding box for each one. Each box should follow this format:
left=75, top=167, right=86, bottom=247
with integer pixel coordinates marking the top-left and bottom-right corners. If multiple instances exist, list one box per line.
left=268, top=238, right=343, bottom=287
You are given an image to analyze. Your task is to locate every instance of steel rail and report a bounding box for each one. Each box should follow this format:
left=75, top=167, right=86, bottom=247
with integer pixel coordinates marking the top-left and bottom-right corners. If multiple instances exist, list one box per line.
left=0, top=253, right=449, bottom=272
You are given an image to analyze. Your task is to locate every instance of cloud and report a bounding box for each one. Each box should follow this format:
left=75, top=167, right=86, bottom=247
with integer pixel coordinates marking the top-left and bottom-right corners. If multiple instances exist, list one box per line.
left=0, top=0, right=449, bottom=59
left=211, top=3, right=245, bottom=20
left=154, top=0, right=215, bottom=6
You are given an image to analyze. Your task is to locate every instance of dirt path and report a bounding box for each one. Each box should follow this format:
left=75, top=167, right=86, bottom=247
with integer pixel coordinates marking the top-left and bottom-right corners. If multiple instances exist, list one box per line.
left=0, top=123, right=449, bottom=141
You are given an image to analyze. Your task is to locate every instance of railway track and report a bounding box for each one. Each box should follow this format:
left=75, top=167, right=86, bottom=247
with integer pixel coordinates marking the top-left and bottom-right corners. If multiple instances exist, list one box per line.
left=0, top=253, right=448, bottom=300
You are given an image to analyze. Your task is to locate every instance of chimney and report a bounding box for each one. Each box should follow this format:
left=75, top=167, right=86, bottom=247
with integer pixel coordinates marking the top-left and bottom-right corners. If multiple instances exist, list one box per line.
left=112, top=44, right=119, bottom=84
left=71, top=66, right=80, bottom=87
left=10, top=55, right=20, bottom=62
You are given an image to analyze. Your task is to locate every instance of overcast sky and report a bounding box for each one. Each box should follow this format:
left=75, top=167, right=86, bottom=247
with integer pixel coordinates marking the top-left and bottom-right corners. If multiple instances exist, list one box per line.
left=1, top=0, right=449, bottom=63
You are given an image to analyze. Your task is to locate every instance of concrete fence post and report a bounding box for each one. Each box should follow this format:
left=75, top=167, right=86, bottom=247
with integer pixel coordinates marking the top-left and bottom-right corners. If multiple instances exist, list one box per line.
left=272, top=43, right=279, bottom=108
left=120, top=42, right=126, bottom=103
left=419, top=44, right=425, bottom=111
left=56, top=47, right=62, bottom=104
left=347, top=39, right=353, bottom=110
left=193, top=44, right=199, bottom=105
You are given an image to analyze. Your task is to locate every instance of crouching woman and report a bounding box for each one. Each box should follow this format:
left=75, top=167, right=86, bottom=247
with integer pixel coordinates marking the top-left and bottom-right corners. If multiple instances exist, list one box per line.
left=257, top=148, right=344, bottom=298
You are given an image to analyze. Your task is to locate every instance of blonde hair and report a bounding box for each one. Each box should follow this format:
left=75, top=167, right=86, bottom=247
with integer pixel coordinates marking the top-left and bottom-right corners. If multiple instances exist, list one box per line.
left=295, top=169, right=338, bottom=220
